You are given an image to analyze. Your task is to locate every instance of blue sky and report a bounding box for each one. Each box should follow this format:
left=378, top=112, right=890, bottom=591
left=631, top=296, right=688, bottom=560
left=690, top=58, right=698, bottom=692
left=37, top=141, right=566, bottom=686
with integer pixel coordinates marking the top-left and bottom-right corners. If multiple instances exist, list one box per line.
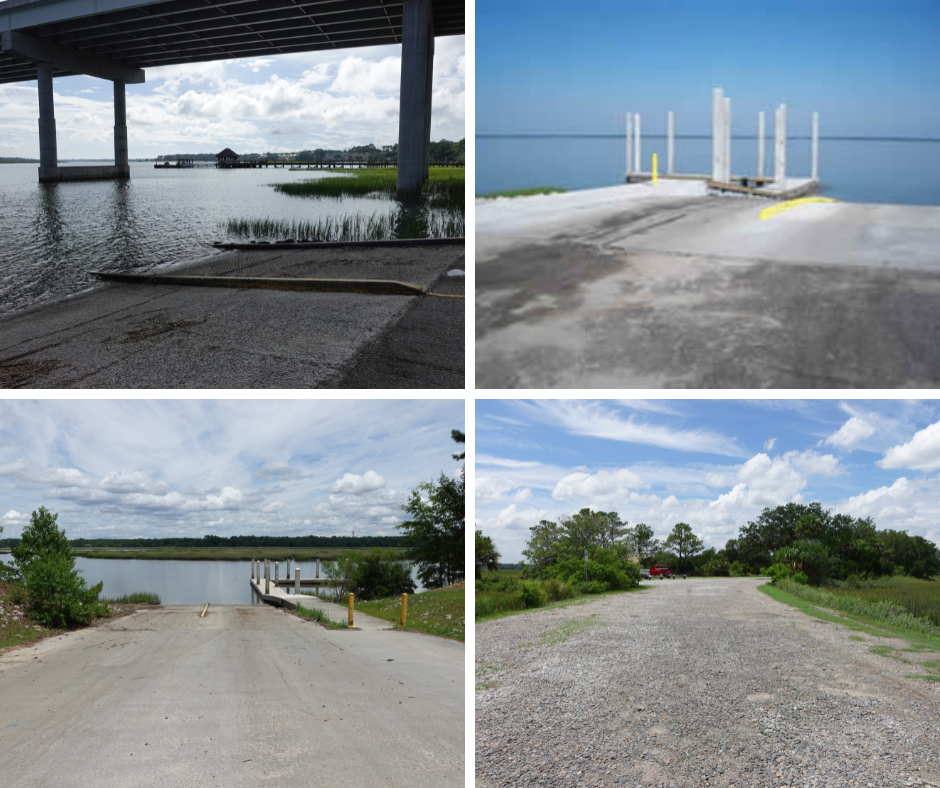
left=476, top=1, right=940, bottom=137
left=476, top=399, right=940, bottom=563
left=0, top=400, right=463, bottom=540
left=0, top=36, right=464, bottom=159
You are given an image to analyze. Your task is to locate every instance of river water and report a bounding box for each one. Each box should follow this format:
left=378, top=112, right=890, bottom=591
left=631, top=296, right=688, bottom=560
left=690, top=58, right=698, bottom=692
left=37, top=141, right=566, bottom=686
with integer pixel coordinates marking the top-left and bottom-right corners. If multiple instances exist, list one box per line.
left=0, top=161, right=399, bottom=316
left=0, top=555, right=425, bottom=605
left=477, top=136, right=940, bottom=206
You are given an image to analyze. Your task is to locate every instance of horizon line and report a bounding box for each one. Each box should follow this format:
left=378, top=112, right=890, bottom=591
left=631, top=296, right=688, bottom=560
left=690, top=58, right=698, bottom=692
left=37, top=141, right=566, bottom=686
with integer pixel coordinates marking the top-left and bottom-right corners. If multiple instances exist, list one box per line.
left=477, top=133, right=940, bottom=143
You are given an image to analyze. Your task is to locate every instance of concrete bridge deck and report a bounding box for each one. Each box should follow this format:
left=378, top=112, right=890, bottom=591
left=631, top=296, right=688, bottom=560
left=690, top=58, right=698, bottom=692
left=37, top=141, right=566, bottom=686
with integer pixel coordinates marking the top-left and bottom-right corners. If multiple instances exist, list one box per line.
left=476, top=181, right=940, bottom=389
left=0, top=605, right=463, bottom=787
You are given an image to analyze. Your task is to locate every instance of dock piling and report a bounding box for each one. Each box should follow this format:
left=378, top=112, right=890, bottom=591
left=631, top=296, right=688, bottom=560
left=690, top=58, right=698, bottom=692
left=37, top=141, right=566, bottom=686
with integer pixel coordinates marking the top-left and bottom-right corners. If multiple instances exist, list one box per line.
left=652, top=153, right=658, bottom=184
left=712, top=87, right=725, bottom=182
left=758, top=111, right=765, bottom=179
left=401, top=593, right=408, bottom=626
left=251, top=558, right=255, bottom=580
left=811, top=111, right=819, bottom=181
left=348, top=593, right=355, bottom=626
left=634, top=113, right=641, bottom=178
left=316, top=558, right=320, bottom=579
left=774, top=103, right=787, bottom=185
left=667, top=111, right=674, bottom=174
left=275, top=561, right=279, bottom=583
left=724, top=96, right=731, bottom=181
left=265, top=560, right=270, bottom=594
left=625, top=112, right=633, bottom=175
left=295, top=568, right=300, bottom=595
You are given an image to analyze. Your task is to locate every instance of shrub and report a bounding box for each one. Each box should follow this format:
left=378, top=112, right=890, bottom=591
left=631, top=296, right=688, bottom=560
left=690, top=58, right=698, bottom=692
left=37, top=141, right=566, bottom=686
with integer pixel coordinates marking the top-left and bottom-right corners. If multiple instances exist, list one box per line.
left=766, top=563, right=791, bottom=585
left=775, top=540, right=834, bottom=585
left=729, top=561, right=749, bottom=577
left=586, top=580, right=609, bottom=594
left=23, top=555, right=109, bottom=628
left=518, top=580, right=546, bottom=609
left=348, top=549, right=416, bottom=600
left=792, top=571, right=810, bottom=585
left=704, top=556, right=730, bottom=576
left=542, top=578, right=576, bottom=602
left=544, top=550, right=641, bottom=590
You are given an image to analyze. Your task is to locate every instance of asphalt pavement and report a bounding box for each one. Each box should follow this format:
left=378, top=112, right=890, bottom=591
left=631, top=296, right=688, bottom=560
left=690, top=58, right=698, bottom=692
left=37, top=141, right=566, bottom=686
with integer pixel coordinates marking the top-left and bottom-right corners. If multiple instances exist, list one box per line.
left=0, top=605, right=464, bottom=787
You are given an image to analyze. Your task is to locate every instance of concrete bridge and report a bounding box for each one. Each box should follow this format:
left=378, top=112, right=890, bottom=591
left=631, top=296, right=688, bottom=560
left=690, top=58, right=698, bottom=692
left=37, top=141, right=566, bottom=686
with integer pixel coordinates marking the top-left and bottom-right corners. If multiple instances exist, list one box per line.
left=0, top=0, right=463, bottom=193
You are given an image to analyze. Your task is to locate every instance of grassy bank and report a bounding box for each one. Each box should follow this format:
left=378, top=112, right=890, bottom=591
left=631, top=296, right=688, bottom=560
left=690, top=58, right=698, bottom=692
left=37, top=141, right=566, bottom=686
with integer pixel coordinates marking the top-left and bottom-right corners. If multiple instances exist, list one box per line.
left=816, top=576, right=940, bottom=627
left=101, top=591, right=161, bottom=604
left=477, top=570, right=646, bottom=623
left=759, top=581, right=940, bottom=682
left=295, top=603, right=349, bottom=630
left=355, top=585, right=464, bottom=641
left=0, top=581, right=56, bottom=652
left=74, top=546, right=404, bottom=561
left=477, top=186, right=568, bottom=199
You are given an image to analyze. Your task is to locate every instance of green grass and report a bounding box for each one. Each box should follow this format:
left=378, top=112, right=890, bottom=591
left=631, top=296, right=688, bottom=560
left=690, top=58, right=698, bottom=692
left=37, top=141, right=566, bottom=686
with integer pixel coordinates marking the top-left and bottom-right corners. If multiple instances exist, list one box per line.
left=476, top=582, right=648, bottom=624
left=354, top=586, right=464, bottom=641
left=822, top=576, right=940, bottom=628
left=101, top=591, right=161, bottom=604
left=513, top=614, right=606, bottom=649
left=295, top=603, right=350, bottom=629
left=759, top=581, right=940, bottom=682
left=477, top=186, right=568, bottom=199
left=480, top=569, right=523, bottom=580
left=0, top=581, right=57, bottom=652
left=73, top=546, right=402, bottom=561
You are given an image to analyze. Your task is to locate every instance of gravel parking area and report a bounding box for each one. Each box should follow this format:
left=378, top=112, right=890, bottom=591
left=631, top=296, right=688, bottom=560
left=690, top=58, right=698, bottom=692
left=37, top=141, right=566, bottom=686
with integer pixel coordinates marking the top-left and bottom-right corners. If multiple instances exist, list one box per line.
left=476, top=578, right=940, bottom=788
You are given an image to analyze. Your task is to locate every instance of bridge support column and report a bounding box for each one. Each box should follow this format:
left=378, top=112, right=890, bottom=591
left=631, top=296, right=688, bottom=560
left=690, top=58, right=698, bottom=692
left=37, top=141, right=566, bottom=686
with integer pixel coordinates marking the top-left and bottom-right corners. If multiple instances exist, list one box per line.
left=37, top=62, right=59, bottom=182
left=114, top=80, right=129, bottom=176
left=397, top=0, right=434, bottom=196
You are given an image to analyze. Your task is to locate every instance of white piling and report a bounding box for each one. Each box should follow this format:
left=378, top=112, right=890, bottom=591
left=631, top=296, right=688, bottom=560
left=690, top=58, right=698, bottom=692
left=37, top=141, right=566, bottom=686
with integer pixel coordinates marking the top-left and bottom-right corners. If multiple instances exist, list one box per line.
left=724, top=96, right=732, bottom=182
left=712, top=87, right=726, bottom=182
left=626, top=112, right=633, bottom=175
left=758, top=111, right=765, bottom=179
left=774, top=103, right=787, bottom=186
left=316, top=558, right=320, bottom=579
left=811, top=111, right=819, bottom=181
left=667, top=111, right=674, bottom=174
left=251, top=558, right=255, bottom=580
left=265, top=560, right=270, bottom=594
left=275, top=561, right=279, bottom=583
left=295, top=568, right=300, bottom=596
left=634, top=113, right=641, bottom=175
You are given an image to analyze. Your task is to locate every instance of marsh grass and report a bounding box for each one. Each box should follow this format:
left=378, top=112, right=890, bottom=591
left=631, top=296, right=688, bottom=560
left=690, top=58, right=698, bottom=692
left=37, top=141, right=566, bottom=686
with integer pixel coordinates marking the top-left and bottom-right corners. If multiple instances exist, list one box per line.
left=101, top=591, right=161, bottom=604
left=823, top=576, right=940, bottom=628
left=273, top=167, right=465, bottom=210
left=477, top=186, right=568, bottom=199
left=295, top=603, right=349, bottom=629
left=355, top=586, right=464, bottom=641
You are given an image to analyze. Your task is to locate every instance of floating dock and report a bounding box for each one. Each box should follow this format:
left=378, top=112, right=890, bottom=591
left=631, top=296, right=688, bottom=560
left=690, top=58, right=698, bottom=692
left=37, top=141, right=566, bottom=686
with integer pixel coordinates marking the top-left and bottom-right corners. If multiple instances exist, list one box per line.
left=624, top=87, right=820, bottom=200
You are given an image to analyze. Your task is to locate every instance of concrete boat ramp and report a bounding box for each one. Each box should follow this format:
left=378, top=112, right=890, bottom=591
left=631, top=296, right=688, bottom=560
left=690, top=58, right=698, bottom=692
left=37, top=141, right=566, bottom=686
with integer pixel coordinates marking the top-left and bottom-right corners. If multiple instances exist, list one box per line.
left=0, top=605, right=463, bottom=787
left=476, top=182, right=940, bottom=388
left=0, top=243, right=464, bottom=389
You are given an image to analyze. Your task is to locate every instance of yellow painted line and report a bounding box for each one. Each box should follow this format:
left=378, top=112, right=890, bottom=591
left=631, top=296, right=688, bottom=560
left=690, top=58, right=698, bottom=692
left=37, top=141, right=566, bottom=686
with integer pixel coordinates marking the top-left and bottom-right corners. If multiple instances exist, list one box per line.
left=759, top=196, right=837, bottom=221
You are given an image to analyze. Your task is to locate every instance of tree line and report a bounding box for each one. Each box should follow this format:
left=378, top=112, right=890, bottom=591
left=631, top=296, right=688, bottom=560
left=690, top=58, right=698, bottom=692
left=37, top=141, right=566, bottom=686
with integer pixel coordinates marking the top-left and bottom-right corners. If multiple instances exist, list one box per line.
left=477, top=502, right=940, bottom=585
left=0, top=534, right=404, bottom=549
left=155, top=139, right=465, bottom=164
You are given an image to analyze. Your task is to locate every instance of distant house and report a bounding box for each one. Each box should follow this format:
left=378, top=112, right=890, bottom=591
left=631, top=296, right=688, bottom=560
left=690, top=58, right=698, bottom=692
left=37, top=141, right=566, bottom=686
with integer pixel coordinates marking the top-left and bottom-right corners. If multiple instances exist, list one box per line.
left=216, top=147, right=239, bottom=164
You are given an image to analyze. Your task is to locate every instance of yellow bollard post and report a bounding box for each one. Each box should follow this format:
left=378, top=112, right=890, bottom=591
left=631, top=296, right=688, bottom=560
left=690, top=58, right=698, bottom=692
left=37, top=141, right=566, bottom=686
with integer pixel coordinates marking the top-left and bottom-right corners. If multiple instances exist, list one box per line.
left=652, top=153, right=658, bottom=184
left=400, top=593, right=408, bottom=627
left=348, top=593, right=354, bottom=626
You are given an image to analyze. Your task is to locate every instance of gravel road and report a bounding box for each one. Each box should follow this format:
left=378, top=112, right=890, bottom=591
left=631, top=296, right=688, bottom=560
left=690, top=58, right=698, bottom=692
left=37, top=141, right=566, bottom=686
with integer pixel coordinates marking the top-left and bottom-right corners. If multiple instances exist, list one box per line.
left=476, top=578, right=940, bottom=788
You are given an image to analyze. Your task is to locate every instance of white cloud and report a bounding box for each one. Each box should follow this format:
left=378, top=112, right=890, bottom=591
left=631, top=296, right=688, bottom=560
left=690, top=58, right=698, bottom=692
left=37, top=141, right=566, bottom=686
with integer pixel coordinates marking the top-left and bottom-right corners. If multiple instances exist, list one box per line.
left=521, top=400, right=743, bottom=456
left=254, top=461, right=304, bottom=481
left=880, top=421, right=940, bottom=471
left=843, top=477, right=911, bottom=517
left=2, top=510, right=28, bottom=527
left=553, top=468, right=646, bottom=501
left=476, top=454, right=541, bottom=468
left=514, top=488, right=533, bottom=503
left=495, top=504, right=549, bottom=532
left=330, top=471, right=387, bottom=494
left=825, top=416, right=876, bottom=450
left=764, top=437, right=776, bottom=451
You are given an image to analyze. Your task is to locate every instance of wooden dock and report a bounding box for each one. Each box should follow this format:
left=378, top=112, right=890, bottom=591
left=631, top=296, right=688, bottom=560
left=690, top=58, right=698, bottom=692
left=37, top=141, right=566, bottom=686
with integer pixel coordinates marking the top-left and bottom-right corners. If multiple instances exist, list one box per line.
left=626, top=172, right=819, bottom=200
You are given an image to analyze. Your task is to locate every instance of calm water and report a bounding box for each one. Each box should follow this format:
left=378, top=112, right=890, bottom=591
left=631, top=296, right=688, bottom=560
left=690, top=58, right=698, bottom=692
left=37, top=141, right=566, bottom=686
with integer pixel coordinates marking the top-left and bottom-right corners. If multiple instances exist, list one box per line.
left=0, top=555, right=425, bottom=605
left=477, top=136, right=940, bottom=206
left=0, top=161, right=394, bottom=316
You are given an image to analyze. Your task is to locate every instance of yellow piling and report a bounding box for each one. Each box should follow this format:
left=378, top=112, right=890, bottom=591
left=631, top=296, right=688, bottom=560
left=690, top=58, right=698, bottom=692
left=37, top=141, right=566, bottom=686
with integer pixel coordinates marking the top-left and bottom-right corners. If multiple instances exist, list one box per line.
left=652, top=153, right=658, bottom=184
left=200, top=603, right=209, bottom=618
left=400, top=593, right=408, bottom=627
left=348, top=593, right=354, bottom=626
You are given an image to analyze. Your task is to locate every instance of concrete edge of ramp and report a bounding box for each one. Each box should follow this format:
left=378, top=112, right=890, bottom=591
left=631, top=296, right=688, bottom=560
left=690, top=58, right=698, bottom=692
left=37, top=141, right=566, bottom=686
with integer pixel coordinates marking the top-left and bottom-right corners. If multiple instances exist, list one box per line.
left=90, top=271, right=425, bottom=296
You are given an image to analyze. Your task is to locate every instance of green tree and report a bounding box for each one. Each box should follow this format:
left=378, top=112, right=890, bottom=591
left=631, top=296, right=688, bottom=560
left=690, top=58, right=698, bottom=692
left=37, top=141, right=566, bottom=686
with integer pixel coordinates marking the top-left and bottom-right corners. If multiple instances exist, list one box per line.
left=628, top=523, right=660, bottom=567
left=397, top=429, right=465, bottom=588
left=774, top=540, right=834, bottom=585
left=475, top=530, right=500, bottom=579
left=8, top=506, right=73, bottom=583
left=664, top=523, right=704, bottom=574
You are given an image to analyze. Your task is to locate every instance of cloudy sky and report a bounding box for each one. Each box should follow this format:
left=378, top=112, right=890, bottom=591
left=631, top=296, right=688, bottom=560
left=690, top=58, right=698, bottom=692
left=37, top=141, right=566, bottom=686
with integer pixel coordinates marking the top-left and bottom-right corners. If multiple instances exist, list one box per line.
left=0, top=36, right=464, bottom=159
left=476, top=399, right=940, bottom=563
left=0, top=399, right=463, bottom=540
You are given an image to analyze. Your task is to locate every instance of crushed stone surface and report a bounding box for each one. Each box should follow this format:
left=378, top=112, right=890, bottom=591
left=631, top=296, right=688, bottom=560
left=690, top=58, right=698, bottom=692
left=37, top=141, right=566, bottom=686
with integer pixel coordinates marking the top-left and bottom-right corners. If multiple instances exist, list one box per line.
left=476, top=578, right=940, bottom=788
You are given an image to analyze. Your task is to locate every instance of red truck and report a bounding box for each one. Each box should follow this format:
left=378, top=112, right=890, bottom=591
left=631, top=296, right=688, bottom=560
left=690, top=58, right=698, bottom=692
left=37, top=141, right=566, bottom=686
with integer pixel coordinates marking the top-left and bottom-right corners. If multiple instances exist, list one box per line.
left=648, top=565, right=674, bottom=579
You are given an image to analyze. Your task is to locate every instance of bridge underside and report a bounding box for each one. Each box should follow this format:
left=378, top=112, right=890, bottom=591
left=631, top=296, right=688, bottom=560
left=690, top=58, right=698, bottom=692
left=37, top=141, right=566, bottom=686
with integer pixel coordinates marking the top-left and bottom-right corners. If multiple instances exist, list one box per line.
left=0, top=0, right=463, bottom=191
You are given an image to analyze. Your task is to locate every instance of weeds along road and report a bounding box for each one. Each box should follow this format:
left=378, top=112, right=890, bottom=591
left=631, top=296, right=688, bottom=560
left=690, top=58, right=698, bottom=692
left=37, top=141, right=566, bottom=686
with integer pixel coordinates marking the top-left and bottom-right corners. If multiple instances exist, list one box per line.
left=0, top=605, right=463, bottom=787
left=476, top=577, right=940, bottom=788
